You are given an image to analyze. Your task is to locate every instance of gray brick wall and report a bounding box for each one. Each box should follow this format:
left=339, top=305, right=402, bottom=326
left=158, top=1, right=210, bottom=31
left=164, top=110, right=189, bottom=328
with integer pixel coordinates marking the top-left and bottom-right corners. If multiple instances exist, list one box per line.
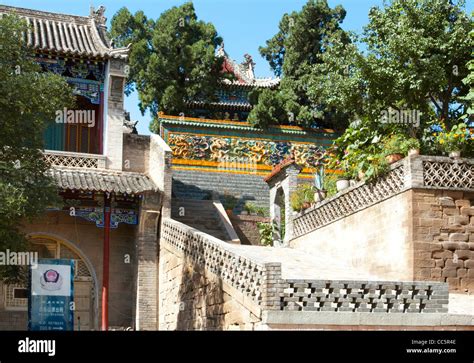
left=172, top=169, right=269, bottom=210
left=0, top=311, right=27, bottom=330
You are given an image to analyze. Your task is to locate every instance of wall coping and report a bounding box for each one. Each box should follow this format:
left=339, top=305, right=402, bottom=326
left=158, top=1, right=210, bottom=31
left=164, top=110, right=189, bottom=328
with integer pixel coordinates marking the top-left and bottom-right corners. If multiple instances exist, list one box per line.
left=262, top=311, right=474, bottom=327
left=211, top=192, right=241, bottom=243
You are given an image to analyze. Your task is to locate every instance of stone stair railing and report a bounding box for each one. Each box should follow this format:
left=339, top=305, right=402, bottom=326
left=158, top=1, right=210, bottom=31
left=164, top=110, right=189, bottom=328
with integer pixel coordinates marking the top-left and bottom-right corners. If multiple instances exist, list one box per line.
left=293, top=155, right=474, bottom=239
left=161, top=217, right=449, bottom=314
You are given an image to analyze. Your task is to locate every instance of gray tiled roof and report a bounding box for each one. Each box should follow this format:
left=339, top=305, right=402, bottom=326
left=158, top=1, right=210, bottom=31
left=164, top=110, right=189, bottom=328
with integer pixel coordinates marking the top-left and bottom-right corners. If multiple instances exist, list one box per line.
left=186, top=99, right=252, bottom=110
left=0, top=5, right=129, bottom=59
left=49, top=167, right=158, bottom=194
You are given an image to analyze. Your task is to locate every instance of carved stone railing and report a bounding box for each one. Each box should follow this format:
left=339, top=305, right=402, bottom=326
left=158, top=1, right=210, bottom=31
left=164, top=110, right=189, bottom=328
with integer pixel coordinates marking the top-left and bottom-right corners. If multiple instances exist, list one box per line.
left=43, top=150, right=107, bottom=169
left=293, top=155, right=474, bottom=239
left=293, top=162, right=407, bottom=238
left=420, top=156, right=474, bottom=189
left=161, top=218, right=278, bottom=309
left=161, top=217, right=450, bottom=313
left=280, top=280, right=448, bottom=313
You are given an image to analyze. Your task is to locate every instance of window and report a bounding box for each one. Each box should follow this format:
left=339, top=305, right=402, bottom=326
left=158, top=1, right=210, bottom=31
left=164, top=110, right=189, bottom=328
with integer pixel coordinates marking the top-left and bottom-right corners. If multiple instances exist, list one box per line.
left=64, top=96, right=99, bottom=154
left=4, top=284, right=28, bottom=310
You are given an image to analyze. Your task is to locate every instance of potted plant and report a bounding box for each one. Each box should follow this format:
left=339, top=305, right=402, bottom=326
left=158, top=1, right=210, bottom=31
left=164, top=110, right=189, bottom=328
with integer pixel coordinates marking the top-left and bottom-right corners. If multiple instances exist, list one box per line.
left=402, top=138, right=421, bottom=156
left=435, top=122, right=469, bottom=158
left=336, top=172, right=351, bottom=191
left=222, top=194, right=238, bottom=215
left=313, top=166, right=327, bottom=203
left=383, top=134, right=406, bottom=164
left=290, top=184, right=315, bottom=212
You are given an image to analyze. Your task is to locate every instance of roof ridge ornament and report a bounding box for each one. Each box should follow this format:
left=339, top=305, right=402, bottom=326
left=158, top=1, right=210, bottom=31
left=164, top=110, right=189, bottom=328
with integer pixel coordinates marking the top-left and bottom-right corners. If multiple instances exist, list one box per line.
left=242, top=53, right=256, bottom=82
left=216, top=42, right=226, bottom=58
left=90, top=5, right=106, bottom=26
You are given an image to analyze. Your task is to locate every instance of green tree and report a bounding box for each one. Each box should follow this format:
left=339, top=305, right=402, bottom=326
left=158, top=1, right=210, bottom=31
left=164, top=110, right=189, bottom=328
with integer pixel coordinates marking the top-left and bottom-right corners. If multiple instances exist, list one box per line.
left=461, top=21, right=474, bottom=156
left=109, top=3, right=225, bottom=130
left=249, top=0, right=351, bottom=129
left=312, top=0, right=472, bottom=132
left=0, top=15, right=74, bottom=281
left=321, top=0, right=473, bottom=174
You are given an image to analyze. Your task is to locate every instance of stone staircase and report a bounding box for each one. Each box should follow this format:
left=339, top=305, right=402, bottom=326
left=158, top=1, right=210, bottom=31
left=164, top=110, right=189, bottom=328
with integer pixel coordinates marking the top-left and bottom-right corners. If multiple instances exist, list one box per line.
left=171, top=199, right=231, bottom=241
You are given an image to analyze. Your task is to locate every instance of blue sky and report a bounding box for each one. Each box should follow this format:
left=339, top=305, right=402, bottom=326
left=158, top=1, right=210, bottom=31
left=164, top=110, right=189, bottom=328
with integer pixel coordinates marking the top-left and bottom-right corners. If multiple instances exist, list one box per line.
left=2, top=0, right=472, bottom=135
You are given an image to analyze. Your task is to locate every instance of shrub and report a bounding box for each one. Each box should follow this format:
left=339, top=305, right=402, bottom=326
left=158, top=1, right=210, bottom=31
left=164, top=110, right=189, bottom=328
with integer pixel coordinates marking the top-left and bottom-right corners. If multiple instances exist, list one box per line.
left=290, top=183, right=315, bottom=211
left=257, top=222, right=273, bottom=246
left=435, top=122, right=471, bottom=153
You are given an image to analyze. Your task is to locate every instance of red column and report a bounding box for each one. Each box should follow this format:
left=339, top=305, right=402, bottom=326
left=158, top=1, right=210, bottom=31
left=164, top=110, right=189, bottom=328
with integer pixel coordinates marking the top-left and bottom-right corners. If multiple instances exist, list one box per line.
left=101, top=192, right=111, bottom=331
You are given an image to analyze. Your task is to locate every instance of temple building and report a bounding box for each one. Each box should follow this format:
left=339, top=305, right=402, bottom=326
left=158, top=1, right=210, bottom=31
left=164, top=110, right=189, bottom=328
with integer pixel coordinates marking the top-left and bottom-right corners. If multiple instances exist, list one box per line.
left=1, top=4, right=473, bottom=334
left=0, top=5, right=168, bottom=331
left=159, top=46, right=337, bottom=210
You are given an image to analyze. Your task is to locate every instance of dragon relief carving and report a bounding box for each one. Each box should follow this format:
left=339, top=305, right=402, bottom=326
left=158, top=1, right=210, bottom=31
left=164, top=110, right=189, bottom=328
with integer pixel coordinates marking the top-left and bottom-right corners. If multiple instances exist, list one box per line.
left=168, top=134, right=325, bottom=168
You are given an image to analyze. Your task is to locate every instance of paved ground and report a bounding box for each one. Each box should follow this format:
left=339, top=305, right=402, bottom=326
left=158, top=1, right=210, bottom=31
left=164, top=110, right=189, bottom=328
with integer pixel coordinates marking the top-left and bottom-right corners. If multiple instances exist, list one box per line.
left=190, top=223, right=474, bottom=317
left=223, top=244, right=387, bottom=280
left=449, top=293, right=474, bottom=315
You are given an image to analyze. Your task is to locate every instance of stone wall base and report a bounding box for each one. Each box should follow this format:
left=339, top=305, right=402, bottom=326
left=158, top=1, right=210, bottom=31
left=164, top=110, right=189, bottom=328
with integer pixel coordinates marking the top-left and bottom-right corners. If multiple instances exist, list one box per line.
left=158, top=245, right=262, bottom=330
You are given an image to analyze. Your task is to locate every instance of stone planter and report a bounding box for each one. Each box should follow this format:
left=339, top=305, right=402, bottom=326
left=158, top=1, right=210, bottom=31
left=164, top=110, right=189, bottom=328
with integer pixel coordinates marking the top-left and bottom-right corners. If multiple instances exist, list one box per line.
left=408, top=148, right=420, bottom=156
left=314, top=190, right=327, bottom=203
left=449, top=150, right=461, bottom=159
left=386, top=153, right=404, bottom=164
left=336, top=179, right=350, bottom=191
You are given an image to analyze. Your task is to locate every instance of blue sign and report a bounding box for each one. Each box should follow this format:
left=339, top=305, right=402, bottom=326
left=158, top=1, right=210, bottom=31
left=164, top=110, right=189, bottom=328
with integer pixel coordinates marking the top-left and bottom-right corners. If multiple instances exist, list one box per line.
left=28, top=259, right=74, bottom=331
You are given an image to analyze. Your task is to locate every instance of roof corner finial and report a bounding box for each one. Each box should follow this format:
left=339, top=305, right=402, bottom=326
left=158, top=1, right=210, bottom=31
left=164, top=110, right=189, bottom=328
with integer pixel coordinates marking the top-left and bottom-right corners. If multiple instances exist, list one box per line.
left=91, top=5, right=107, bottom=25
left=216, top=42, right=225, bottom=58
left=242, top=53, right=256, bottom=81
left=89, top=1, right=95, bottom=17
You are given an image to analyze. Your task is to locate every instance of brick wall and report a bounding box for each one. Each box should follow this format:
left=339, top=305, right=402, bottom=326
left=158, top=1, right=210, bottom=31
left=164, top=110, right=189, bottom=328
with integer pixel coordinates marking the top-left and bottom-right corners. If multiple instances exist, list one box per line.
left=230, top=214, right=270, bottom=246
left=0, top=310, right=27, bottom=330
left=172, top=169, right=270, bottom=209
left=123, top=134, right=150, bottom=173
left=158, top=245, right=262, bottom=330
left=412, top=189, right=474, bottom=292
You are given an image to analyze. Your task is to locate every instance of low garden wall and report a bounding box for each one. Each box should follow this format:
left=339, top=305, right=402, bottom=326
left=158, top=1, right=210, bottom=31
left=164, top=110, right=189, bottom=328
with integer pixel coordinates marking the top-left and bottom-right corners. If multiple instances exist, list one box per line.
left=290, top=155, right=474, bottom=292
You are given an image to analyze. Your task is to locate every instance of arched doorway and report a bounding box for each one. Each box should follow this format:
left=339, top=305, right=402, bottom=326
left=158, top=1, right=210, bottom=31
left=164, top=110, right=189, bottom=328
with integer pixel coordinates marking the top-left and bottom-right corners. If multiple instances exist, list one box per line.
left=27, top=234, right=98, bottom=331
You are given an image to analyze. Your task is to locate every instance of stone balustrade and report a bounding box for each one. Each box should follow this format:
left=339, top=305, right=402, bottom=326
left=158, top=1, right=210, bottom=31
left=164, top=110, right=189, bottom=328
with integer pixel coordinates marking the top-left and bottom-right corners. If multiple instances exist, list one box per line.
left=161, top=217, right=450, bottom=313
left=161, top=218, right=270, bottom=307
left=43, top=149, right=107, bottom=169
left=281, top=280, right=448, bottom=313
left=293, top=155, right=474, bottom=239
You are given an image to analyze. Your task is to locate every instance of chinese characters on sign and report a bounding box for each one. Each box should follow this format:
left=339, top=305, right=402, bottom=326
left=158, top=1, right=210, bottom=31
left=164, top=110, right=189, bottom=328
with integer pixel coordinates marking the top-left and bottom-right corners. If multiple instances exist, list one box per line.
left=29, top=259, right=74, bottom=331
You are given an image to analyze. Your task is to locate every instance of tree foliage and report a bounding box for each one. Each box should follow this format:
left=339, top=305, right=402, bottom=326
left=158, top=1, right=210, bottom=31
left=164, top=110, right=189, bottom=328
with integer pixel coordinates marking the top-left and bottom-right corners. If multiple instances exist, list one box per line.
left=0, top=15, right=73, bottom=280
left=109, top=2, right=225, bottom=131
left=314, top=0, right=472, bottom=132
left=251, top=0, right=472, bottom=139
left=249, top=0, right=351, bottom=129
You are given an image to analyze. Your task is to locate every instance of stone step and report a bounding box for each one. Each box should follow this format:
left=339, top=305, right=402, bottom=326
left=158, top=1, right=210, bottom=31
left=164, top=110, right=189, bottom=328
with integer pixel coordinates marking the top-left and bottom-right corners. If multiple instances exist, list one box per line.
left=171, top=198, right=232, bottom=241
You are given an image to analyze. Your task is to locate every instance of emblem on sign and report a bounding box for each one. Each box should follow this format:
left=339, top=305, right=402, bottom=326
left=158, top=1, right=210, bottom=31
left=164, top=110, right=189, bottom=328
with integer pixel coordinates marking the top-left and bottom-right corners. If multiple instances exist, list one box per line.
left=40, top=269, right=63, bottom=291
